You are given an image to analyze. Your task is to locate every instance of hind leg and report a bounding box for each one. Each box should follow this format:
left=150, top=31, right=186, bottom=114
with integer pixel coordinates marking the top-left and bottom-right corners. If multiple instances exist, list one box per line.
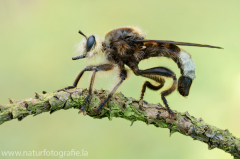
left=160, top=75, right=177, bottom=117
left=141, top=67, right=177, bottom=117
left=129, top=63, right=177, bottom=118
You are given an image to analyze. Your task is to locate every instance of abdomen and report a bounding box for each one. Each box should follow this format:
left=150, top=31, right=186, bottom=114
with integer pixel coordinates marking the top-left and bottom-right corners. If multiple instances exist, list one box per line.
left=142, top=43, right=196, bottom=96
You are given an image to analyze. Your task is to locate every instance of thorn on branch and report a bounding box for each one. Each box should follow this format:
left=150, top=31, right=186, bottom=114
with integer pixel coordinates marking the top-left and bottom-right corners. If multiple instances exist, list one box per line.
left=8, top=98, right=13, bottom=104
left=130, top=120, right=135, bottom=126
left=18, top=117, right=23, bottom=121
left=43, top=101, right=51, bottom=109
left=35, top=92, right=39, bottom=99
left=53, top=95, right=59, bottom=100
left=7, top=112, right=13, bottom=119
left=24, top=102, right=28, bottom=109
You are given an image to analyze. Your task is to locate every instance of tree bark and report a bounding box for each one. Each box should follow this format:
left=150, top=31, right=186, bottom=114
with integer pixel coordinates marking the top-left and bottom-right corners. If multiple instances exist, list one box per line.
left=0, top=89, right=239, bottom=158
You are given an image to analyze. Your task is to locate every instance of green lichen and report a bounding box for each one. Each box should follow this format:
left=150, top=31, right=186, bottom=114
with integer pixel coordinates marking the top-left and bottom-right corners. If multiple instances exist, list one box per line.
left=0, top=89, right=239, bottom=158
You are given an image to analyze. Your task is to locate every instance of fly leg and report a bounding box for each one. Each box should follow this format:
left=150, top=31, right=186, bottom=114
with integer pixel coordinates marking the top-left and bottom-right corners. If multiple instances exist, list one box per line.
left=140, top=78, right=165, bottom=100
left=128, top=62, right=177, bottom=118
left=94, top=69, right=127, bottom=114
left=139, top=80, right=165, bottom=107
left=57, top=65, right=99, bottom=92
left=58, top=64, right=114, bottom=115
left=141, top=67, right=177, bottom=118
left=78, top=64, right=114, bottom=115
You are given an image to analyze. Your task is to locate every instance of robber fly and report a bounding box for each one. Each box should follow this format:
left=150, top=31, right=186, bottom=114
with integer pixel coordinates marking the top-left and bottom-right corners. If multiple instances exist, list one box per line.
left=58, top=26, right=222, bottom=117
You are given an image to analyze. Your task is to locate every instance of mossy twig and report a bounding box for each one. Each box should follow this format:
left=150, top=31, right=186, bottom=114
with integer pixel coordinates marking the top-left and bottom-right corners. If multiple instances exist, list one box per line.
left=0, top=89, right=239, bottom=158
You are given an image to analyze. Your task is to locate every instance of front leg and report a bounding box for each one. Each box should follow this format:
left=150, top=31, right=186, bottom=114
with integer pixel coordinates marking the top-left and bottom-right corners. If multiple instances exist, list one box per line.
left=57, top=65, right=99, bottom=92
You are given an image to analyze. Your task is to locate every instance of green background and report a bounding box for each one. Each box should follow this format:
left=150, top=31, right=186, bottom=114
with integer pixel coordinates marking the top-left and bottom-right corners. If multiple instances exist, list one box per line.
left=0, top=0, right=239, bottom=158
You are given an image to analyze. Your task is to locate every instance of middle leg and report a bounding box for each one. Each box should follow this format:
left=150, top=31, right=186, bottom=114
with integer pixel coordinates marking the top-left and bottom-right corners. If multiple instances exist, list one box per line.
left=94, top=68, right=127, bottom=114
left=79, top=64, right=114, bottom=115
left=140, top=77, right=165, bottom=100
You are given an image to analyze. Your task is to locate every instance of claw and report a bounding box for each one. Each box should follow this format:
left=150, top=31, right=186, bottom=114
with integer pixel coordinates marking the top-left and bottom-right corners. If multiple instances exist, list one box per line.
left=168, top=110, right=176, bottom=119
left=57, top=88, right=65, bottom=92
left=78, top=94, right=91, bottom=116
left=139, top=99, right=144, bottom=107
left=93, top=108, right=101, bottom=115
left=78, top=109, right=86, bottom=115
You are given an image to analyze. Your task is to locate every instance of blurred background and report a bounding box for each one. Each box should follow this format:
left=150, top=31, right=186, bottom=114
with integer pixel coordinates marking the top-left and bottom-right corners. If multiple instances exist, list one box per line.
left=0, top=0, right=239, bottom=158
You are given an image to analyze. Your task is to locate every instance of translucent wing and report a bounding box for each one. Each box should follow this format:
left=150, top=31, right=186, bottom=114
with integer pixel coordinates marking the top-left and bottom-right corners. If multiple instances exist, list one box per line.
left=134, top=40, right=223, bottom=49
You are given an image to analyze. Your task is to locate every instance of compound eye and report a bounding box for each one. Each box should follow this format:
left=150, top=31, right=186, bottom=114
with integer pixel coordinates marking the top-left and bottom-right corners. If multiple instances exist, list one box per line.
left=86, top=35, right=95, bottom=51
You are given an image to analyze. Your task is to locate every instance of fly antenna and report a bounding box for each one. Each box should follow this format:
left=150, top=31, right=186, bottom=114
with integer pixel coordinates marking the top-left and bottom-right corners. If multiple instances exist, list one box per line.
left=78, top=30, right=87, bottom=40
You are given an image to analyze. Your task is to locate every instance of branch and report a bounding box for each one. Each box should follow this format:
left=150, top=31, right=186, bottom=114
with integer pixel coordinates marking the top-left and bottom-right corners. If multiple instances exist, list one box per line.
left=0, top=89, right=239, bottom=158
